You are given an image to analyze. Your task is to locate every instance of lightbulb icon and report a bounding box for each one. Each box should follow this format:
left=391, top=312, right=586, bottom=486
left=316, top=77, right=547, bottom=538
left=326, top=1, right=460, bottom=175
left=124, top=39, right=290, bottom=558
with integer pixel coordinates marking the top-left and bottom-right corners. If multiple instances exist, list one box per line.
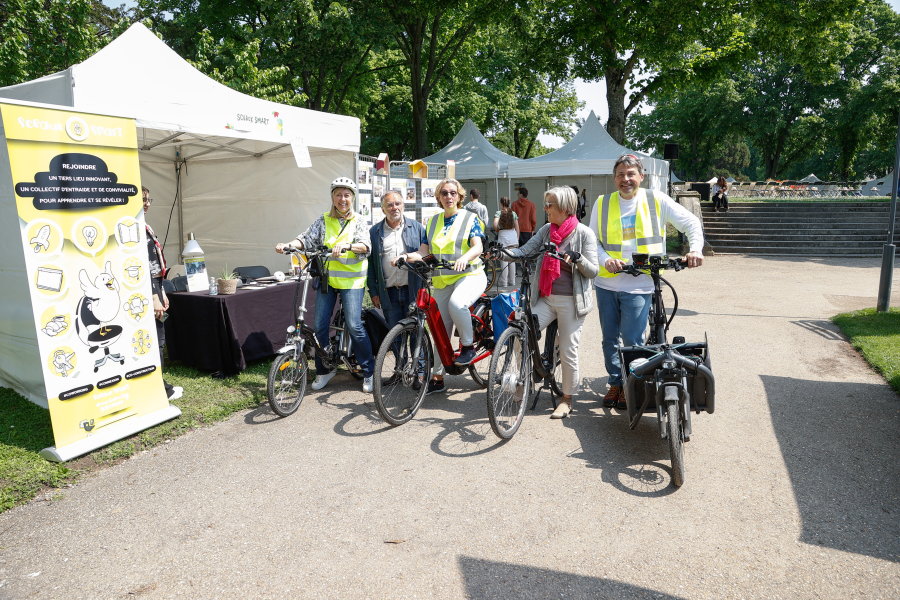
left=82, top=226, right=97, bottom=247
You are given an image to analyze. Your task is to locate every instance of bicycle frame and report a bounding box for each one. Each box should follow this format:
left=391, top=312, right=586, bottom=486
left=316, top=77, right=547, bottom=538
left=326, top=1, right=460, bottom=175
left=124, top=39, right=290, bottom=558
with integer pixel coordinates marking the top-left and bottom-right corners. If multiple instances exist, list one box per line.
left=277, top=248, right=360, bottom=375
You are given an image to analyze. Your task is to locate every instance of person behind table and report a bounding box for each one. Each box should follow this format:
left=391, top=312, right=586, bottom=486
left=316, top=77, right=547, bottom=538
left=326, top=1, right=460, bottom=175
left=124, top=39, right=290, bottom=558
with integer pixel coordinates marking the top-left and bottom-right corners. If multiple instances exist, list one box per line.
left=143, top=186, right=182, bottom=401
left=591, top=154, right=704, bottom=410
left=712, top=176, right=729, bottom=212
left=397, top=178, right=486, bottom=396
left=465, top=188, right=489, bottom=226
left=366, top=190, right=429, bottom=389
left=499, top=187, right=599, bottom=418
left=275, top=177, right=376, bottom=393
left=492, top=196, right=520, bottom=289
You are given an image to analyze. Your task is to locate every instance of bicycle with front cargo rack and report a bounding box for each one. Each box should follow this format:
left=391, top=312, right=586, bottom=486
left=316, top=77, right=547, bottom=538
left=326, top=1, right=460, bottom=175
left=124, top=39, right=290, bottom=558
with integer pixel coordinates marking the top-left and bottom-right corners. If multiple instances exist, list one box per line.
left=372, top=254, right=494, bottom=426
left=485, top=242, right=566, bottom=439
left=618, top=253, right=716, bottom=487
left=266, top=246, right=374, bottom=417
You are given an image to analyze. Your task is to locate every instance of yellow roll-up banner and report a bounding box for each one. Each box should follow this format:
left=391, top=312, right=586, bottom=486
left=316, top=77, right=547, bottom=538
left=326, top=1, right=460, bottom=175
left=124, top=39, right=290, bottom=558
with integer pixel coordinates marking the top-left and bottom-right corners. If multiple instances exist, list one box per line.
left=0, top=102, right=180, bottom=461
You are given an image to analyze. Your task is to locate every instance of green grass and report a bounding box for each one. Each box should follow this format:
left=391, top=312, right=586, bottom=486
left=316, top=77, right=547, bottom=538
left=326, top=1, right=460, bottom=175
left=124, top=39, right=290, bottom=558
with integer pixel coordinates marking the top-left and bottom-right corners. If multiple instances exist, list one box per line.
left=832, top=307, right=900, bottom=394
left=0, top=358, right=271, bottom=512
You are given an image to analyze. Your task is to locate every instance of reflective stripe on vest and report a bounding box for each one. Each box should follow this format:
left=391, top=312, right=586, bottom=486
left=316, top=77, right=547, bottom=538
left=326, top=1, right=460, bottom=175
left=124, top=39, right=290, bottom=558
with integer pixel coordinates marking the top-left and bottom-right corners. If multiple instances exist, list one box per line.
left=323, top=212, right=368, bottom=289
left=427, top=211, right=484, bottom=288
left=597, top=190, right=665, bottom=278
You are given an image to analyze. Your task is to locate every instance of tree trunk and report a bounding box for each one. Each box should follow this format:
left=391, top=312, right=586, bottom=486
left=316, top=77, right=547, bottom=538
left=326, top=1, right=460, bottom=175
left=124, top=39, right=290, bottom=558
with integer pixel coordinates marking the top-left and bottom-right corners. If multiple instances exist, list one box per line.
left=605, top=66, right=628, bottom=145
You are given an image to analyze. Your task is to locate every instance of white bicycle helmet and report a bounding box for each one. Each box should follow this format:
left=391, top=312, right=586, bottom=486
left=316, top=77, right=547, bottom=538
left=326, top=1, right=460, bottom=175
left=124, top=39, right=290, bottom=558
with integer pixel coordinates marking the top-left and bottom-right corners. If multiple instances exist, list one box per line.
left=330, top=176, right=357, bottom=196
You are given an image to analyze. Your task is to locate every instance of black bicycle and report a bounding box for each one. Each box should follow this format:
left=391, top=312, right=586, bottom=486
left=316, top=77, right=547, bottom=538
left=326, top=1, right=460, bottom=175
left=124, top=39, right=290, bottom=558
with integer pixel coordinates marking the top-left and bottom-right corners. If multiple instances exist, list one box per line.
left=618, top=253, right=715, bottom=487
left=485, top=242, right=565, bottom=439
left=266, top=246, right=369, bottom=417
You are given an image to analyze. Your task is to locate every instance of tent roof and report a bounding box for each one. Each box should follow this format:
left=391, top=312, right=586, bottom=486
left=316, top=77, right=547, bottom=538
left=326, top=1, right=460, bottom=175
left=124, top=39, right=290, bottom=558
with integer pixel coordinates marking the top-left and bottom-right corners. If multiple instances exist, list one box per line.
left=507, top=111, right=667, bottom=178
left=670, top=172, right=682, bottom=182
left=799, top=173, right=822, bottom=182
left=0, top=23, right=359, bottom=159
left=422, top=119, right=520, bottom=179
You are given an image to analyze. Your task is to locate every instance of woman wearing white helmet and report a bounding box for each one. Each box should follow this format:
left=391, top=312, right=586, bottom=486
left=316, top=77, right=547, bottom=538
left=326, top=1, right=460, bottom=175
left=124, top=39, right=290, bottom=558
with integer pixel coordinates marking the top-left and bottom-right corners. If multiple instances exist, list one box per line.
left=276, top=177, right=376, bottom=393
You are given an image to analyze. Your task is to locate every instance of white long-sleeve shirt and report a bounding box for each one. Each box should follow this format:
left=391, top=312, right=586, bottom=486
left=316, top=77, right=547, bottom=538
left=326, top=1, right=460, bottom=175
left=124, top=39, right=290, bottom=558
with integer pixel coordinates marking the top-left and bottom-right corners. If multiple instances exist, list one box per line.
left=589, top=189, right=704, bottom=294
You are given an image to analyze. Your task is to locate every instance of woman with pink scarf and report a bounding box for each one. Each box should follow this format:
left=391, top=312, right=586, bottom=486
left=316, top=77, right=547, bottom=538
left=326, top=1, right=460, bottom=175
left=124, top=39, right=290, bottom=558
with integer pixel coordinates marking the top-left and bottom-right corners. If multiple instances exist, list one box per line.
left=499, top=187, right=599, bottom=418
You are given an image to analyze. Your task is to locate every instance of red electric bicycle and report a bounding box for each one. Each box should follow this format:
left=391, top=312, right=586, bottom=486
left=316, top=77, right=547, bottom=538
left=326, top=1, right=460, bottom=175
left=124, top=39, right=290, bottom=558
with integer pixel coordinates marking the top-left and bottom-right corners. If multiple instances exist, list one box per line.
left=372, top=255, right=494, bottom=426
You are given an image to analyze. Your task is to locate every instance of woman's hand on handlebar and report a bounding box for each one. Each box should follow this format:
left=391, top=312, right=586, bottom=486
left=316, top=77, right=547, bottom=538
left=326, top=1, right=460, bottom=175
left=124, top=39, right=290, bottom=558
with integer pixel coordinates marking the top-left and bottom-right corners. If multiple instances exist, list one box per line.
left=605, top=257, right=626, bottom=273
left=391, top=252, right=422, bottom=267
left=276, top=242, right=299, bottom=254
left=685, top=251, right=703, bottom=268
left=453, top=257, right=469, bottom=272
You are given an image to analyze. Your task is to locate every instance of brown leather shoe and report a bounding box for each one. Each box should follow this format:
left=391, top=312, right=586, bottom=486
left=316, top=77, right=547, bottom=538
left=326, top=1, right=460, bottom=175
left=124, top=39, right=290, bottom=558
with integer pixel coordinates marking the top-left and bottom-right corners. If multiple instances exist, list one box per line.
left=550, top=400, right=572, bottom=419
left=602, top=385, right=622, bottom=408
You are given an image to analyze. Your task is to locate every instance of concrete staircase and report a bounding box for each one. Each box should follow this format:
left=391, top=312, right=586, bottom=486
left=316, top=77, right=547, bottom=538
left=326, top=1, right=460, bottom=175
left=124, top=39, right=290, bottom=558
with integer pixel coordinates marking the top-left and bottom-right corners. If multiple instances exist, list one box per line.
left=702, top=202, right=900, bottom=256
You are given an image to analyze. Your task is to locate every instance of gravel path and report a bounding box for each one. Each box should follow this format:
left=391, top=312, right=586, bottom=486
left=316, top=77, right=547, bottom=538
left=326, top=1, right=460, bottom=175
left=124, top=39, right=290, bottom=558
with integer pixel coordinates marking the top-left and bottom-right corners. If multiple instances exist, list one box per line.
left=1, top=255, right=898, bottom=599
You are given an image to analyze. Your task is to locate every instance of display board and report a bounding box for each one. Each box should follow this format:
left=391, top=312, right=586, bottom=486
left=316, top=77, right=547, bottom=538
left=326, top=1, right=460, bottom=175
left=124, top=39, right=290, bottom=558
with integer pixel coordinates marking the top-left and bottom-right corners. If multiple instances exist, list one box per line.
left=0, top=102, right=181, bottom=462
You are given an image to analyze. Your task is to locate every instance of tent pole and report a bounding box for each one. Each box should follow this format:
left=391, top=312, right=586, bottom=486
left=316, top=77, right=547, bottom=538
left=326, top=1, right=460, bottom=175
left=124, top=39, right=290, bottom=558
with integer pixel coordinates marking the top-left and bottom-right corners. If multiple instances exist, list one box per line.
left=176, top=148, right=185, bottom=262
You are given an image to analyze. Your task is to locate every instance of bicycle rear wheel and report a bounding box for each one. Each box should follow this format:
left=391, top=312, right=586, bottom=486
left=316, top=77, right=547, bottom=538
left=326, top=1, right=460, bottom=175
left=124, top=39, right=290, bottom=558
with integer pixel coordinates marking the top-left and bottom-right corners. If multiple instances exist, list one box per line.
left=267, top=352, right=308, bottom=417
left=373, top=323, right=432, bottom=426
left=665, top=387, right=685, bottom=487
left=468, top=301, right=494, bottom=387
left=487, top=326, right=531, bottom=439
left=544, top=320, right=563, bottom=397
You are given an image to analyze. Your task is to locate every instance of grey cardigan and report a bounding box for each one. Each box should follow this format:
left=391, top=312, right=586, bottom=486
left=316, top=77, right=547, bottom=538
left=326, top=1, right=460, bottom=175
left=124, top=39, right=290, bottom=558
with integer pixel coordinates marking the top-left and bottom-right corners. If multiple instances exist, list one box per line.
left=505, top=223, right=600, bottom=318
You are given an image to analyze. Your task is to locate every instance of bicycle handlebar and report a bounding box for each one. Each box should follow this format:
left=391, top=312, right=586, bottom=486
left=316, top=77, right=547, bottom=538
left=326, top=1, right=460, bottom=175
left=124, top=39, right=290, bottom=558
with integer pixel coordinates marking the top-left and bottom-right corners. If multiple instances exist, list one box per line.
left=491, top=241, right=575, bottom=264
left=621, top=255, right=688, bottom=277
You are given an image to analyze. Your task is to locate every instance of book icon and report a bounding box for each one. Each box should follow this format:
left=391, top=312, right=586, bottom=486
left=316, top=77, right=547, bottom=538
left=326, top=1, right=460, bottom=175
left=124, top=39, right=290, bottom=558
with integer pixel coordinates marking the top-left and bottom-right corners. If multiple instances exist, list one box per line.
left=118, top=222, right=140, bottom=244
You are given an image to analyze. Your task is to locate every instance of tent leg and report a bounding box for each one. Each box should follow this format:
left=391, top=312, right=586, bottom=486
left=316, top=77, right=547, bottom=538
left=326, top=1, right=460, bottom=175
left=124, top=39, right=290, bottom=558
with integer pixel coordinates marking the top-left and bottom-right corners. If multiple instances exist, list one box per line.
left=176, top=151, right=185, bottom=262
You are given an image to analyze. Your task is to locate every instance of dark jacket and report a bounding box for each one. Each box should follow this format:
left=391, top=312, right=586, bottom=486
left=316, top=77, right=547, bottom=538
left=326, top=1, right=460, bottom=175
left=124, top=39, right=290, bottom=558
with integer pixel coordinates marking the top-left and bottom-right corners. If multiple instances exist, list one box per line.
left=366, top=217, right=429, bottom=313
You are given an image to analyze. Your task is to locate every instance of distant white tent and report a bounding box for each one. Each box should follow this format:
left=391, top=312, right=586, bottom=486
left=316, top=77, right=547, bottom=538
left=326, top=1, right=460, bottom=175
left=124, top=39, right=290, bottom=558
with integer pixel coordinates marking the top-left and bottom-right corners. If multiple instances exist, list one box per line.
left=0, top=23, right=359, bottom=275
left=706, top=177, right=717, bottom=184
left=507, top=111, right=669, bottom=192
left=670, top=172, right=682, bottom=182
left=423, top=119, right=520, bottom=180
left=799, top=173, right=822, bottom=183
left=864, top=172, right=895, bottom=197
left=726, top=177, right=736, bottom=183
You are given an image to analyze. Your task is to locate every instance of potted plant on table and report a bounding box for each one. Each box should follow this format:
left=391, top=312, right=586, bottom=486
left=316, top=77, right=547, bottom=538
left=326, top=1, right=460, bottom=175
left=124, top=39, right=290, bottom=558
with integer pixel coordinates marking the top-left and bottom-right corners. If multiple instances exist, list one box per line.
left=217, top=266, right=239, bottom=295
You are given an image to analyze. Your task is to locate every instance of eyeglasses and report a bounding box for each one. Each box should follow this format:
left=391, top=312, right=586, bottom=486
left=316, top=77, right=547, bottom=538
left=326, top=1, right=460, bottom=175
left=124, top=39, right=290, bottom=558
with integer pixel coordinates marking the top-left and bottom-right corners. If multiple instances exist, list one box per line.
left=143, top=197, right=153, bottom=205
left=544, top=202, right=558, bottom=209
left=384, top=202, right=404, bottom=209
left=439, top=190, right=459, bottom=197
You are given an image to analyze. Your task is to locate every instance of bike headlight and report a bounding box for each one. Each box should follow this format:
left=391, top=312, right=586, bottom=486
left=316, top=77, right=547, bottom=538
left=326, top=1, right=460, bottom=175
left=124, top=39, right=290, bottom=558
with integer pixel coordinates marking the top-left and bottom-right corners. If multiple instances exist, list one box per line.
left=286, top=325, right=296, bottom=334
left=662, top=359, right=676, bottom=370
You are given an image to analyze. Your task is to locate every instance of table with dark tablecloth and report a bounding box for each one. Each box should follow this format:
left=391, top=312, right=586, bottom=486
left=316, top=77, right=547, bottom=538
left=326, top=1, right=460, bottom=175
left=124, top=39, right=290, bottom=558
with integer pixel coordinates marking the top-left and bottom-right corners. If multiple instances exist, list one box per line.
left=163, top=281, right=316, bottom=376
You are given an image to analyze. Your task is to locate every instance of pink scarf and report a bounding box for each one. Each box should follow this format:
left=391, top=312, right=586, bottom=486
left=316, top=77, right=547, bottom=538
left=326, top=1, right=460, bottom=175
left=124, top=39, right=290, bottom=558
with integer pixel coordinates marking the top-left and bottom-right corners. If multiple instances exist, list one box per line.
left=539, top=215, right=578, bottom=297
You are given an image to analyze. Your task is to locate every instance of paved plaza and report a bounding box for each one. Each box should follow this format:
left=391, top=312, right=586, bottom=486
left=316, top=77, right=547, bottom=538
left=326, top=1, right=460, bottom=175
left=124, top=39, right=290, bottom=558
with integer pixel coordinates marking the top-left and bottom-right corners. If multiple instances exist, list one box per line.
left=1, top=255, right=898, bottom=599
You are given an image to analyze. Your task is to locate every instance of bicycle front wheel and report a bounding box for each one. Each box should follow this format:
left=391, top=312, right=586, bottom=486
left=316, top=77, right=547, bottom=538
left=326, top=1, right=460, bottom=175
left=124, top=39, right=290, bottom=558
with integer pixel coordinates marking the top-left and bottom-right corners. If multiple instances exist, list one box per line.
left=267, top=352, right=308, bottom=417
left=665, top=387, right=685, bottom=487
left=483, top=258, right=499, bottom=294
left=487, top=326, right=531, bottom=439
left=373, top=323, right=432, bottom=426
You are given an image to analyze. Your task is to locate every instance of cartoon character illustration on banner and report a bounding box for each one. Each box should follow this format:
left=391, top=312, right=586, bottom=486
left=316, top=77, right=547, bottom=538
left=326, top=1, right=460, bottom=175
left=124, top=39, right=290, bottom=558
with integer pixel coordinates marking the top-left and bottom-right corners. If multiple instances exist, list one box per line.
left=75, top=261, right=125, bottom=373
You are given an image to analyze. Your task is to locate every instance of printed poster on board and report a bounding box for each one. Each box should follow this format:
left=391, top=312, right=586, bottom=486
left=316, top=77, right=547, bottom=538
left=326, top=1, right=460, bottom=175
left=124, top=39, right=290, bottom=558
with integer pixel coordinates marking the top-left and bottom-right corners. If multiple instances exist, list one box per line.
left=0, top=102, right=178, bottom=459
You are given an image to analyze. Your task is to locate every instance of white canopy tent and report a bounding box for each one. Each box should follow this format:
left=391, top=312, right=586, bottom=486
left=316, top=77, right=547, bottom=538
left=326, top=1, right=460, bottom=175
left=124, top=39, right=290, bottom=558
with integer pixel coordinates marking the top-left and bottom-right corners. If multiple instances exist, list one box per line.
left=422, top=119, right=520, bottom=215
left=799, top=173, right=822, bottom=183
left=863, top=173, right=895, bottom=197
left=508, top=110, right=669, bottom=202
left=0, top=23, right=360, bottom=275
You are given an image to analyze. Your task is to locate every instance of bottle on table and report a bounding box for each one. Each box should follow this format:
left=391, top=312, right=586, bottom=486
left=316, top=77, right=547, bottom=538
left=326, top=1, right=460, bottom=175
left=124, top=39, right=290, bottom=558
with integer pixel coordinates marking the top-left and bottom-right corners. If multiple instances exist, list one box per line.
left=209, top=277, right=218, bottom=295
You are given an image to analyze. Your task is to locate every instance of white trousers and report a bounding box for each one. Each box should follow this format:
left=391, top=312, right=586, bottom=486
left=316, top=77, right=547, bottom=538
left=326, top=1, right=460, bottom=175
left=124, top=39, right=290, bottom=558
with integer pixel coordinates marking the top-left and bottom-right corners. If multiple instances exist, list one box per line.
left=431, top=271, right=487, bottom=376
left=531, top=294, right=586, bottom=396
left=499, top=244, right=518, bottom=288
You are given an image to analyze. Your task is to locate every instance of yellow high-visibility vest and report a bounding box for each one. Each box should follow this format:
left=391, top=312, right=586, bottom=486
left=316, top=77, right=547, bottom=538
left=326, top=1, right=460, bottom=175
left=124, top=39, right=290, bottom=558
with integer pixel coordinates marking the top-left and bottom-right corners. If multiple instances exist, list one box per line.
left=596, top=190, right=664, bottom=278
left=323, top=212, right=367, bottom=289
left=426, top=211, right=484, bottom=288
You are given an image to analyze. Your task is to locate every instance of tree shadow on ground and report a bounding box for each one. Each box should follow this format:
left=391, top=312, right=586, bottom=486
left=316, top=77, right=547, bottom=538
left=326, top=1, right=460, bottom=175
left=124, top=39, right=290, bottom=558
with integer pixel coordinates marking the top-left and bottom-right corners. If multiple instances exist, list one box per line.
left=457, top=555, right=687, bottom=600
left=761, top=374, right=900, bottom=562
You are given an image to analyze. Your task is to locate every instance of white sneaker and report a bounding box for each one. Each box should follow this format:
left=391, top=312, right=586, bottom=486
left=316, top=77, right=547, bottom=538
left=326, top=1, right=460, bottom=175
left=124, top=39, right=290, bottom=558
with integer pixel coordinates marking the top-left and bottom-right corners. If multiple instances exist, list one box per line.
left=363, top=375, right=374, bottom=393
left=311, top=372, right=336, bottom=390
left=168, top=386, right=183, bottom=401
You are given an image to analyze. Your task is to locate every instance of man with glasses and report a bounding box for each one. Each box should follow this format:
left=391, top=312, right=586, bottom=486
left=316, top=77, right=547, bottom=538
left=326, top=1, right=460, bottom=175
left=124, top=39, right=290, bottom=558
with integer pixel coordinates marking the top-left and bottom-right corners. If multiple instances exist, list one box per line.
left=590, top=154, right=703, bottom=410
left=367, top=190, right=430, bottom=388
left=143, top=186, right=182, bottom=401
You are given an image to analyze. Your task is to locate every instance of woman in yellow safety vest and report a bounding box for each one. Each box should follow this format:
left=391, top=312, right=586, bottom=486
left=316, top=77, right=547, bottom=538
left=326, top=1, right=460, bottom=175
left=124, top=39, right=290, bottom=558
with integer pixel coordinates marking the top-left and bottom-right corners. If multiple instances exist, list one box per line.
left=276, top=177, right=376, bottom=393
left=396, top=178, right=486, bottom=396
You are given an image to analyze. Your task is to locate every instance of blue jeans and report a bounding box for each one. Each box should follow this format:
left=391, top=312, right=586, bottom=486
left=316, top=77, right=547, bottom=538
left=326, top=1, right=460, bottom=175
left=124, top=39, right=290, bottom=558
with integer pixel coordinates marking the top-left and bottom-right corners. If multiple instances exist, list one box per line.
left=385, top=286, right=426, bottom=375
left=314, top=286, right=374, bottom=377
left=595, top=286, right=652, bottom=387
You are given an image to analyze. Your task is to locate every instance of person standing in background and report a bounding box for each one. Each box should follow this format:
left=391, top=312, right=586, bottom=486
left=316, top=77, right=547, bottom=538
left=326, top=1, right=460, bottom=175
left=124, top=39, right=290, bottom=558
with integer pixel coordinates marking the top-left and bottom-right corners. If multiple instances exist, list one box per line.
left=465, top=188, right=489, bottom=226
left=143, top=186, right=183, bottom=401
left=511, top=187, right=536, bottom=276
left=492, top=196, right=520, bottom=289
